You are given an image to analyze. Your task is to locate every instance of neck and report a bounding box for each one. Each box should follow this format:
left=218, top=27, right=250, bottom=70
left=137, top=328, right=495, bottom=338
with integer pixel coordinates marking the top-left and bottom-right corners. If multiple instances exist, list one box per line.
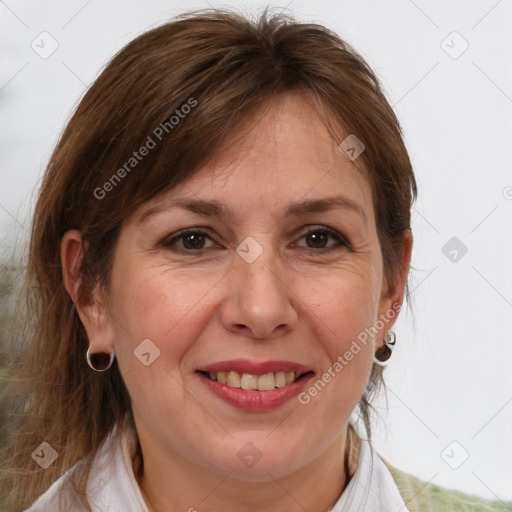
left=133, top=424, right=360, bottom=512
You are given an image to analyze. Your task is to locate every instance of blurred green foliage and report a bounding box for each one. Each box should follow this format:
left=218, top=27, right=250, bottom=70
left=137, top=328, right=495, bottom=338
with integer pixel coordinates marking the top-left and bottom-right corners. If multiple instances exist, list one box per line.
left=0, top=259, right=22, bottom=434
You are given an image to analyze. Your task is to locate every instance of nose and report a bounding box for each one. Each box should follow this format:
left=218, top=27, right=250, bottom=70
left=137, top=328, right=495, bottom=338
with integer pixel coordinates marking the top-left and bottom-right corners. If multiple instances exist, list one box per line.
left=219, top=244, right=298, bottom=340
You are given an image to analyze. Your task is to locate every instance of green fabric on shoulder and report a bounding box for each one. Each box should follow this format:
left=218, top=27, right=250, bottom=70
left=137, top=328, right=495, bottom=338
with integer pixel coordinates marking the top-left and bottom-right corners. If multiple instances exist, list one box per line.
left=382, top=459, right=512, bottom=512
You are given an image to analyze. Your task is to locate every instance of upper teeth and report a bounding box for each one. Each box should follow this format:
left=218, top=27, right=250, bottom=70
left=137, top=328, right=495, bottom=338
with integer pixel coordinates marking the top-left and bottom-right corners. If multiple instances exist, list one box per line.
left=208, top=371, right=297, bottom=391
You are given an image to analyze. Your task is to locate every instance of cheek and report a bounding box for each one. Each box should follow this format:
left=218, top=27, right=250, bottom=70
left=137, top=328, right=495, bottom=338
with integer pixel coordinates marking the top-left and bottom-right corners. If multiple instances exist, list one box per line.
left=297, top=271, right=378, bottom=408
left=108, top=261, right=210, bottom=423
left=304, top=266, right=381, bottom=346
left=108, top=259, right=219, bottom=363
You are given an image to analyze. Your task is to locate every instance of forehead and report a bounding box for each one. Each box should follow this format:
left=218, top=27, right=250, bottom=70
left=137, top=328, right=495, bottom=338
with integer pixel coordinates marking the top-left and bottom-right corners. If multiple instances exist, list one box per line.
left=136, top=92, right=375, bottom=226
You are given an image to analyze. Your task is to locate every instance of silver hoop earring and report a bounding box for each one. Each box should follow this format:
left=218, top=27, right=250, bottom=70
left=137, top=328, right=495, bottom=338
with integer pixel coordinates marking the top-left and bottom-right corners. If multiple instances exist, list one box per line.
left=86, top=346, right=115, bottom=372
left=373, top=330, right=396, bottom=367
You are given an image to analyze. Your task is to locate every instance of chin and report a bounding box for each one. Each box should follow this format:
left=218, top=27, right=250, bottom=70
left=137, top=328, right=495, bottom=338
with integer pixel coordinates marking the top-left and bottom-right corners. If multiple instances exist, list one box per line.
left=201, top=440, right=305, bottom=482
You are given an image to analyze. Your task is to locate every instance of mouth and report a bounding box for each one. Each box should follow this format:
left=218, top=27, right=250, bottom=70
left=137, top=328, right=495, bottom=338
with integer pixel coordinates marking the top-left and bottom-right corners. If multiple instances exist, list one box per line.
left=195, top=359, right=315, bottom=412
left=197, top=369, right=313, bottom=391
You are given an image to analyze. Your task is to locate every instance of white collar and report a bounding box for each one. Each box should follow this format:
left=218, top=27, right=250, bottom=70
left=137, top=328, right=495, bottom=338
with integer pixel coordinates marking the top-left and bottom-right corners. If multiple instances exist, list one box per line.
left=330, top=437, right=409, bottom=511
left=25, top=423, right=409, bottom=512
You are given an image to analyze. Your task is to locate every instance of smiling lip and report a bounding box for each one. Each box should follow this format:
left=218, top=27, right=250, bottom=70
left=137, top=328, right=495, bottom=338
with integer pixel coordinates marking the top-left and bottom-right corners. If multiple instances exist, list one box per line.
left=196, top=359, right=314, bottom=412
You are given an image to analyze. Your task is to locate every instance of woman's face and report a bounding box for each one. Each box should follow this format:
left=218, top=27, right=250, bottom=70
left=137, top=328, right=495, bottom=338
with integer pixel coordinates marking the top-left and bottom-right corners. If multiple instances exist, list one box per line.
left=75, top=92, right=409, bottom=481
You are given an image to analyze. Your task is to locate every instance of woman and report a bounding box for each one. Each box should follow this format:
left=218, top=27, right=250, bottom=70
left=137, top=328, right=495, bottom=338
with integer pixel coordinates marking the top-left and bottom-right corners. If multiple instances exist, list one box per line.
left=1, top=7, right=470, bottom=512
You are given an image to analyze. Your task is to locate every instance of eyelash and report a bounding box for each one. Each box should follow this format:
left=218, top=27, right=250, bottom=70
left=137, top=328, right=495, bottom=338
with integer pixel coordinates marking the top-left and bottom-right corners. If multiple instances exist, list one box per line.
left=161, top=226, right=351, bottom=254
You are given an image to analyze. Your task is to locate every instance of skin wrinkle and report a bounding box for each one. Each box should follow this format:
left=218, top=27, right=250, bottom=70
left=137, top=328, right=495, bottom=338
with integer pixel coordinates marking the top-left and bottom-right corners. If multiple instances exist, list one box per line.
left=61, top=91, right=412, bottom=512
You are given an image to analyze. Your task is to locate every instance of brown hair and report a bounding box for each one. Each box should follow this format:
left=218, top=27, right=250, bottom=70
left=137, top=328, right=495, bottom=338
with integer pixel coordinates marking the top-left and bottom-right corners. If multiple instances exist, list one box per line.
left=0, top=7, right=416, bottom=510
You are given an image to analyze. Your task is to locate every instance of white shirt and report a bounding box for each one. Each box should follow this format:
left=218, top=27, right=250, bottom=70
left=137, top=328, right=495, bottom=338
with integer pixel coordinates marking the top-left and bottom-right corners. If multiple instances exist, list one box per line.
left=25, top=423, right=409, bottom=512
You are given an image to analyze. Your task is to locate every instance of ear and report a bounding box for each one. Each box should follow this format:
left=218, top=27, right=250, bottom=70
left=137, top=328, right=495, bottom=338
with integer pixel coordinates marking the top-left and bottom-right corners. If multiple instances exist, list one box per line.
left=61, top=229, right=114, bottom=354
left=376, top=229, right=413, bottom=349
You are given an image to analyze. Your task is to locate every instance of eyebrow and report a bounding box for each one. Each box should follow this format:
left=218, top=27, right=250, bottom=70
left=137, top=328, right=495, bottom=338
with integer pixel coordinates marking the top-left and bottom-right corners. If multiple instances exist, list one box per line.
left=138, top=195, right=367, bottom=225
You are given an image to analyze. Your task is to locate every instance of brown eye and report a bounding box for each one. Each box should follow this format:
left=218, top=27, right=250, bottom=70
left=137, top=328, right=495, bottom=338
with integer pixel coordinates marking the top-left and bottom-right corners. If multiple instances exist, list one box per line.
left=305, top=230, right=329, bottom=248
left=297, top=227, right=349, bottom=251
left=162, top=229, right=215, bottom=251
left=181, top=232, right=207, bottom=250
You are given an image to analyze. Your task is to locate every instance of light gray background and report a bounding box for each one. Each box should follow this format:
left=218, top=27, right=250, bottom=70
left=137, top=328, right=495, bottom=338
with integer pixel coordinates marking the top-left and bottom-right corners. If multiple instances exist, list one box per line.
left=1, top=0, right=511, bottom=503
